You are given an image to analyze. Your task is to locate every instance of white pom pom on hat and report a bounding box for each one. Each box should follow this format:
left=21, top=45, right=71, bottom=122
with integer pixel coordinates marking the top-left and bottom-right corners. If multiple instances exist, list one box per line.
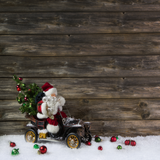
left=41, top=82, right=57, bottom=96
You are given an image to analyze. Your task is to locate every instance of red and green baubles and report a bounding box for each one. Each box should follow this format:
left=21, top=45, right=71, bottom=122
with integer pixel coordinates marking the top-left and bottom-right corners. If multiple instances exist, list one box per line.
left=11, top=148, right=19, bottom=155
left=110, top=136, right=118, bottom=142
left=38, top=145, right=47, bottom=154
left=98, top=146, right=103, bottom=151
left=16, top=85, right=21, bottom=92
left=117, top=145, right=122, bottom=150
left=19, top=77, right=23, bottom=81
left=85, top=141, right=91, bottom=146
left=125, top=140, right=136, bottom=146
left=33, top=144, right=39, bottom=149
left=131, top=140, right=136, bottom=146
left=10, top=142, right=16, bottom=147
left=95, top=135, right=102, bottom=142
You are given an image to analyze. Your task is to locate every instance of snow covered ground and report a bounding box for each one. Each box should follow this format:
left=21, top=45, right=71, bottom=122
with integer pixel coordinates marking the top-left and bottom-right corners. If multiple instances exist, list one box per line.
left=0, top=135, right=160, bottom=160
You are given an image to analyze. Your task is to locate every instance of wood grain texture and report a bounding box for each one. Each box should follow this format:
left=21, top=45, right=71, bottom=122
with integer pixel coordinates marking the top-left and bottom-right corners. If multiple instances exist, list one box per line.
left=1, top=78, right=160, bottom=100
left=0, top=0, right=160, bottom=12
left=1, top=120, right=160, bottom=136
left=92, top=120, right=160, bottom=136
left=1, top=99, right=160, bottom=121
left=0, top=121, right=27, bottom=135
left=2, top=55, right=160, bottom=77
left=1, top=12, right=160, bottom=34
left=1, top=34, right=160, bottom=56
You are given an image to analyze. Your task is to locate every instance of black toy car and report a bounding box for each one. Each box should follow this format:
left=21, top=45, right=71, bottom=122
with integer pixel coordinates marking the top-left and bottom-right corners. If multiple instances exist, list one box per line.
left=25, top=111, right=92, bottom=149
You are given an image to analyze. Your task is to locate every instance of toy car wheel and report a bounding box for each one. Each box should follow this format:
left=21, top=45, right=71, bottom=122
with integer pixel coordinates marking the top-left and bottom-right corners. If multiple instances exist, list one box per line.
left=25, top=129, right=37, bottom=143
left=66, top=133, right=81, bottom=149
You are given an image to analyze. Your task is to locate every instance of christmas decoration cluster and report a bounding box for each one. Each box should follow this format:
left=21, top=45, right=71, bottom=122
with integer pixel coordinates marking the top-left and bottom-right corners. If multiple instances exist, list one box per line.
left=10, top=141, right=19, bottom=156
left=85, top=135, right=136, bottom=151
left=13, top=75, right=42, bottom=116
left=33, top=144, right=47, bottom=154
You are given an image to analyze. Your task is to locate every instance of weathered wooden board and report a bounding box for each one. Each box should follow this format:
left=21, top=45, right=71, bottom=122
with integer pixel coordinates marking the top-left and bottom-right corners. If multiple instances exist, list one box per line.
left=2, top=55, right=160, bottom=77
left=1, top=12, right=160, bottom=34
left=0, top=121, right=27, bottom=135
left=92, top=120, right=160, bottom=136
left=1, top=120, right=160, bottom=136
left=1, top=78, right=160, bottom=99
left=1, top=99, right=160, bottom=121
left=0, top=0, right=160, bottom=12
left=1, top=34, right=160, bottom=56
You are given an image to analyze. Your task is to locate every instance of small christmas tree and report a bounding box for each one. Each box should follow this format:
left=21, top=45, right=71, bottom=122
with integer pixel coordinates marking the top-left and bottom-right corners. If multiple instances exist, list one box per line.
left=13, top=75, right=42, bottom=115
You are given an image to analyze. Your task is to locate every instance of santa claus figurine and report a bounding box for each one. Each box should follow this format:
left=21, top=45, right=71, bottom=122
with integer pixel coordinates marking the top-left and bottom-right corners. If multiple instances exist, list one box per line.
left=37, top=82, right=67, bottom=134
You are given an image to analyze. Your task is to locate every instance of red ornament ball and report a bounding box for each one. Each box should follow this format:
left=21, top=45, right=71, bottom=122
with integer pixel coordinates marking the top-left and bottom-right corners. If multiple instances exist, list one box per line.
left=16, top=85, right=20, bottom=88
left=98, top=146, right=103, bottom=151
left=10, top=142, right=16, bottom=147
left=85, top=141, right=91, bottom=146
left=110, top=136, right=117, bottom=142
left=125, top=140, right=130, bottom=145
left=19, top=77, right=23, bottom=81
left=131, top=140, right=136, bottom=146
left=24, top=97, right=28, bottom=101
left=39, top=145, right=47, bottom=154
left=17, top=87, right=21, bottom=92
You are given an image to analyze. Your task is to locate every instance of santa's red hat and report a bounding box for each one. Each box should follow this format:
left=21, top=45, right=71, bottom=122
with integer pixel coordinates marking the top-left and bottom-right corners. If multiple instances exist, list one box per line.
left=42, top=82, right=57, bottom=96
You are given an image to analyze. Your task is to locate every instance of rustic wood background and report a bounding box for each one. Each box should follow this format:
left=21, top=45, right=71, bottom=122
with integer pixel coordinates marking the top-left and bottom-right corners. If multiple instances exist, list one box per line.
left=1, top=0, right=160, bottom=136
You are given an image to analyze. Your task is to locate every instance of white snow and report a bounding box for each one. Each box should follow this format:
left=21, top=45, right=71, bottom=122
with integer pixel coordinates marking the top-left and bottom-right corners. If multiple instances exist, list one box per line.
left=0, top=135, right=160, bottom=160
left=38, top=129, right=48, bottom=134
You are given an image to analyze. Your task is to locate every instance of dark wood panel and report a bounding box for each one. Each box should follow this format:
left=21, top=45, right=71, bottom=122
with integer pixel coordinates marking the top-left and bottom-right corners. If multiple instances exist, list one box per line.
left=1, top=99, right=160, bottom=121
left=1, top=55, right=160, bottom=77
left=0, top=121, right=27, bottom=135
left=1, top=12, right=160, bottom=34
left=92, top=120, right=160, bottom=136
left=1, top=34, right=160, bottom=56
left=1, top=120, right=160, bottom=136
left=1, top=78, right=160, bottom=99
left=0, top=0, right=160, bottom=12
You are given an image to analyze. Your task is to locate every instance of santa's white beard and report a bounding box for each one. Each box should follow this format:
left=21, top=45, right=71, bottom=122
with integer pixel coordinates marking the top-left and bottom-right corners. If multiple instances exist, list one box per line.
left=42, top=96, right=59, bottom=115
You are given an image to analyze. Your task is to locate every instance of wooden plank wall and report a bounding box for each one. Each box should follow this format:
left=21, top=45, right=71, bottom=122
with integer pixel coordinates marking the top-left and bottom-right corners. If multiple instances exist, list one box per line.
left=1, top=0, right=160, bottom=136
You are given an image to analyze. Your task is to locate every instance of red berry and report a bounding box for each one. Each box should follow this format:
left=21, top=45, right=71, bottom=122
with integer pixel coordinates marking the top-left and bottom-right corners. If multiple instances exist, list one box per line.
left=131, top=140, right=136, bottom=146
left=19, top=77, right=23, bottom=81
left=85, top=141, right=91, bottom=146
left=24, top=97, right=28, bottom=101
left=17, top=87, right=21, bottom=91
left=39, top=145, right=47, bottom=154
left=98, top=146, right=103, bottom=150
left=125, top=140, right=130, bottom=145
left=10, top=142, right=16, bottom=147
left=110, top=136, right=117, bottom=142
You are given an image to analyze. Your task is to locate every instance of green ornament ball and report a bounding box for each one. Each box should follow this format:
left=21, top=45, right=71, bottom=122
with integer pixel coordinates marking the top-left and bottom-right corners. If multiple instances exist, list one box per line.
left=29, top=103, right=32, bottom=108
left=11, top=148, right=19, bottom=155
left=33, top=144, right=39, bottom=149
left=18, top=99, right=21, bottom=104
left=16, top=97, right=22, bottom=104
left=21, top=83, right=26, bottom=87
left=117, top=145, right=122, bottom=150
left=95, top=137, right=101, bottom=142
left=22, top=103, right=26, bottom=107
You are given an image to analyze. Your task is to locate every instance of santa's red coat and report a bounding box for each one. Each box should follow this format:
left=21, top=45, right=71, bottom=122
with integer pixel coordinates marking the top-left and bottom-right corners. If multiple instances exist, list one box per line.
left=47, top=111, right=67, bottom=126
left=37, top=100, right=67, bottom=126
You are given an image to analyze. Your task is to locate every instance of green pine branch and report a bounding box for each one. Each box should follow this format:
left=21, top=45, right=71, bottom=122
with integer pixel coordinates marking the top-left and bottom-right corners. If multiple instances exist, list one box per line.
left=13, top=75, right=42, bottom=115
